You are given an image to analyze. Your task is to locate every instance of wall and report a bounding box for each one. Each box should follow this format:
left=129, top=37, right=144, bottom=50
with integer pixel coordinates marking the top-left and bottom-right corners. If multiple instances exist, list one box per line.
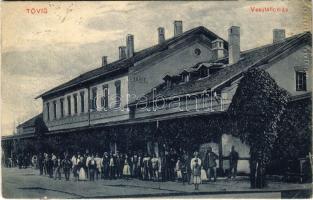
left=221, top=134, right=250, bottom=173
left=129, top=39, right=214, bottom=102
left=43, top=75, right=129, bottom=131
left=89, top=75, right=129, bottom=125
left=135, top=93, right=230, bottom=119
left=266, top=44, right=312, bottom=96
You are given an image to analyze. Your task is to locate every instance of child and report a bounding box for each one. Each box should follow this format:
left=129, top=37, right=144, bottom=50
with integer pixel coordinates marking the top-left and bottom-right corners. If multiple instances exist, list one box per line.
left=181, top=159, right=188, bottom=185
left=175, top=158, right=182, bottom=182
left=192, top=159, right=201, bottom=190
left=200, top=166, right=208, bottom=183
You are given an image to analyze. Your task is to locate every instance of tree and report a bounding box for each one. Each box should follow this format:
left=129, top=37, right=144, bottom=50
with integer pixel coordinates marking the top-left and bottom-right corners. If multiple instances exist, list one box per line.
left=228, top=68, right=289, bottom=188
left=271, top=97, right=312, bottom=179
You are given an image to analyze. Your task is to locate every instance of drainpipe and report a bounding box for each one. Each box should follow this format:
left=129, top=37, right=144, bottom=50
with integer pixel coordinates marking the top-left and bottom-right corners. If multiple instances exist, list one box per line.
left=87, top=87, right=91, bottom=127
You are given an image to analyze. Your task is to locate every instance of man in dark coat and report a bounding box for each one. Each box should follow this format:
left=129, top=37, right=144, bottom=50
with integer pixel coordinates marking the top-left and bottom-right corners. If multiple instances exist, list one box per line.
left=181, top=150, right=189, bottom=184
left=131, top=153, right=139, bottom=178
left=62, top=155, right=72, bottom=181
left=54, top=156, right=62, bottom=180
left=204, top=147, right=218, bottom=182
left=109, top=153, right=117, bottom=179
left=38, top=153, right=44, bottom=175
left=88, top=155, right=97, bottom=181
left=116, top=152, right=123, bottom=178
left=17, top=153, right=23, bottom=169
left=169, top=148, right=178, bottom=181
left=102, top=152, right=110, bottom=179
left=228, top=146, right=239, bottom=179
left=47, top=154, right=54, bottom=178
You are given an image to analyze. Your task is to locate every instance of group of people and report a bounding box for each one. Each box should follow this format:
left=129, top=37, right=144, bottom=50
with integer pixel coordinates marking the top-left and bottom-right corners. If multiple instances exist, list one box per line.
left=12, top=146, right=239, bottom=190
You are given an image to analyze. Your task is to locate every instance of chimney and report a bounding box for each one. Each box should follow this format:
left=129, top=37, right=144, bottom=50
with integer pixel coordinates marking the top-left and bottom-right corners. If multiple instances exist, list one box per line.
left=126, top=34, right=134, bottom=58
left=158, top=27, right=165, bottom=44
left=228, top=26, right=240, bottom=65
left=273, top=29, right=285, bottom=43
left=118, top=46, right=126, bottom=59
left=102, top=56, right=107, bottom=67
left=212, top=38, right=225, bottom=60
left=174, top=20, right=183, bottom=36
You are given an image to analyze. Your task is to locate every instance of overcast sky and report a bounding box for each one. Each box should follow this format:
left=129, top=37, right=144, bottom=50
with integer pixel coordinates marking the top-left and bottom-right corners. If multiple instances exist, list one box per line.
left=2, top=1, right=311, bottom=135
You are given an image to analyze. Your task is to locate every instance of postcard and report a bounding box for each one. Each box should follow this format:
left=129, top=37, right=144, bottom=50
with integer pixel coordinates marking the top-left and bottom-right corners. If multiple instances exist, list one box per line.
left=1, top=1, right=312, bottom=199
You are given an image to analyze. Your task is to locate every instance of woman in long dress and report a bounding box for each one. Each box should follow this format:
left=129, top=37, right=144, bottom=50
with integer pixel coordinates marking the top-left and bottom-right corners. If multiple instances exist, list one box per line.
left=78, top=156, right=87, bottom=181
left=123, top=154, right=131, bottom=180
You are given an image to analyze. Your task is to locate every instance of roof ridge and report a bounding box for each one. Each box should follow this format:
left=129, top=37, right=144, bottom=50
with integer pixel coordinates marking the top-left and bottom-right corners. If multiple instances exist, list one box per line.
left=38, top=26, right=224, bottom=99
left=134, top=31, right=311, bottom=103
left=241, top=32, right=309, bottom=54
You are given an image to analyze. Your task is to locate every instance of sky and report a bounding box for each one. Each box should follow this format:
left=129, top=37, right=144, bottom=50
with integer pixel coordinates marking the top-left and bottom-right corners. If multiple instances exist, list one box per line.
left=1, top=0, right=311, bottom=136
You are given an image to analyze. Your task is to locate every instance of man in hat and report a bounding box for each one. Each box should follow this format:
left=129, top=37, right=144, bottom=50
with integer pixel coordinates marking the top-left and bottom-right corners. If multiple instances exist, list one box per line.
left=102, top=152, right=110, bottom=179
left=228, top=146, right=239, bottom=179
left=109, top=153, right=117, bottom=179
left=62, top=154, right=72, bottom=181
left=204, top=147, right=218, bottom=182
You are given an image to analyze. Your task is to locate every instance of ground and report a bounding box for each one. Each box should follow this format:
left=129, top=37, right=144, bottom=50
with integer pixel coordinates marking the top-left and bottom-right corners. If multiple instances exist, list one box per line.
left=1, top=167, right=311, bottom=199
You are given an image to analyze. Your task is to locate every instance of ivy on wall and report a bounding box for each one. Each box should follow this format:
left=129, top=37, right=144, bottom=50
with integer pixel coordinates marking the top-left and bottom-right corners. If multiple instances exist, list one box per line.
left=273, top=97, right=312, bottom=160
left=228, top=68, right=289, bottom=188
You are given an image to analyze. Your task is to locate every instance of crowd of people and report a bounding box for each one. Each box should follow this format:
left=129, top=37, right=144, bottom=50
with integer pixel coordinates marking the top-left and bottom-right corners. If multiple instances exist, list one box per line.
left=7, top=146, right=239, bottom=190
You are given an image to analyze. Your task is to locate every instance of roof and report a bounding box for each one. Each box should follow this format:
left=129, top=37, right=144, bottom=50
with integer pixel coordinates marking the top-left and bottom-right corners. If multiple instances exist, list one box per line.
left=1, top=133, right=35, bottom=141
left=37, top=26, right=227, bottom=99
left=133, top=31, right=311, bottom=104
left=17, top=114, right=43, bottom=128
left=290, top=92, right=312, bottom=102
left=44, top=110, right=224, bottom=136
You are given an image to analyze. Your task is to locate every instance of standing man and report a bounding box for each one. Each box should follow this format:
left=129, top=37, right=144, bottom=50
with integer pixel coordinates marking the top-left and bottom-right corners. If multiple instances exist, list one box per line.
left=47, top=154, right=54, bottom=178
left=102, top=152, right=110, bottom=179
left=62, top=155, right=72, bottom=181
left=109, top=153, right=116, bottom=179
left=131, top=152, right=139, bottom=178
left=169, top=148, right=177, bottom=181
left=228, top=146, right=239, bottom=179
left=116, top=152, right=123, bottom=178
left=151, top=153, right=159, bottom=181
left=71, top=153, right=79, bottom=181
left=181, top=150, right=189, bottom=185
left=43, top=153, right=48, bottom=175
left=88, top=155, right=97, bottom=181
left=38, top=153, right=44, bottom=175
left=95, top=153, right=102, bottom=180
left=85, top=153, right=91, bottom=179
left=204, top=147, right=218, bottom=182
left=54, top=155, right=62, bottom=180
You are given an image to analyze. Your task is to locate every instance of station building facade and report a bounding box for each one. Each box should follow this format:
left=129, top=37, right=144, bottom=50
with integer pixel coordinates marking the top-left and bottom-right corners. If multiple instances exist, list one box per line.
left=2, top=21, right=312, bottom=175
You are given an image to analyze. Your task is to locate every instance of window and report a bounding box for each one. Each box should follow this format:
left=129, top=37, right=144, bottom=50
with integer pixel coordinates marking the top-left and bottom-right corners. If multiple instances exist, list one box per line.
left=296, top=71, right=307, bottom=91
left=166, top=79, right=172, bottom=88
left=60, top=98, right=64, bottom=118
left=91, top=87, right=97, bottom=110
left=67, top=96, right=71, bottom=115
left=115, top=80, right=121, bottom=107
left=182, top=73, right=190, bottom=83
left=53, top=101, right=57, bottom=119
left=46, top=102, right=50, bottom=121
left=200, top=67, right=208, bottom=78
left=80, top=91, right=85, bottom=113
left=194, top=48, right=201, bottom=56
left=101, top=84, right=109, bottom=110
left=73, top=94, right=78, bottom=114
